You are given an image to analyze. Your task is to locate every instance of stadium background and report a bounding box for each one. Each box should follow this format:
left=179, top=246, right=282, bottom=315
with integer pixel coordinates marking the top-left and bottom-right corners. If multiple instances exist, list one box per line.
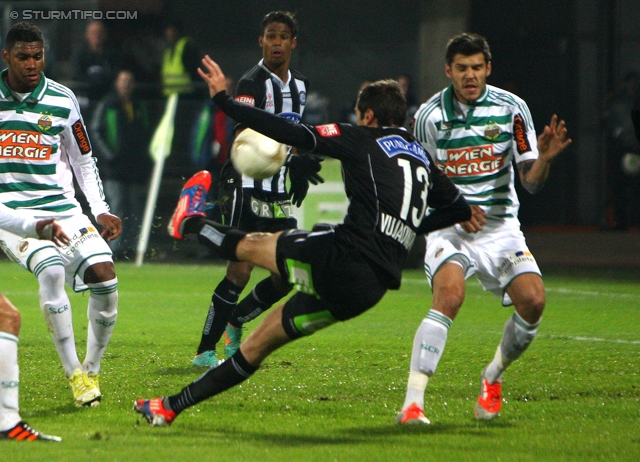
left=0, top=0, right=639, bottom=268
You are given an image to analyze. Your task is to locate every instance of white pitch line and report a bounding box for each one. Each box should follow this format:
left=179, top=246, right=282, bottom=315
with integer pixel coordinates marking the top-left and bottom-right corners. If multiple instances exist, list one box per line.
left=402, top=277, right=640, bottom=299
left=544, top=287, right=640, bottom=299
left=543, top=334, right=640, bottom=345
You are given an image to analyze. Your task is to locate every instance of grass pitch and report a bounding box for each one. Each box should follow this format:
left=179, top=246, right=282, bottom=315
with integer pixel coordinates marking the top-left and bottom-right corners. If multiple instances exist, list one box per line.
left=1, top=261, right=639, bottom=461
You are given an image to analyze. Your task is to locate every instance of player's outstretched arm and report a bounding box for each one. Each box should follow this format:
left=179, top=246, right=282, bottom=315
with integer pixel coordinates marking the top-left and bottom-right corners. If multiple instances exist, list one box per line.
left=198, top=56, right=315, bottom=151
left=519, top=114, right=572, bottom=194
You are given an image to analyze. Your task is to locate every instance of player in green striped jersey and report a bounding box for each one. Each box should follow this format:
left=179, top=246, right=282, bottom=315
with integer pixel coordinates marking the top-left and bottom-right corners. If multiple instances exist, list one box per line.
left=0, top=23, right=121, bottom=407
left=398, top=33, right=572, bottom=425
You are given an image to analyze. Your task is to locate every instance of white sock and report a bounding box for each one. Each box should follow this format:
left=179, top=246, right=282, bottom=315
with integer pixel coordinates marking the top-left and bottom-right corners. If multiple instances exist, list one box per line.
left=484, top=312, right=540, bottom=384
left=37, top=265, right=81, bottom=377
left=83, top=278, right=118, bottom=374
left=0, top=333, right=21, bottom=431
left=402, top=310, right=452, bottom=410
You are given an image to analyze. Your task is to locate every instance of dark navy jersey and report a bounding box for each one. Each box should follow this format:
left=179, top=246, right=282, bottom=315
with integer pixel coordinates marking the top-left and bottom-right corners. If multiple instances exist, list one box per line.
left=233, top=60, right=309, bottom=197
left=212, top=91, right=466, bottom=289
left=306, top=123, right=461, bottom=287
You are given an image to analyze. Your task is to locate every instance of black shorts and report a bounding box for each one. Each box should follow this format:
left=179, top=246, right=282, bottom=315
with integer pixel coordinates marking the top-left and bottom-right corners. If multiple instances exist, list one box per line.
left=217, top=166, right=297, bottom=232
left=276, top=227, right=388, bottom=324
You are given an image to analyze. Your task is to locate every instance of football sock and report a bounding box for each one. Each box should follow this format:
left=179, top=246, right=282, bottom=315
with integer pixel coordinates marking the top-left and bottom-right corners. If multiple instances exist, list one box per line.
left=196, top=278, right=244, bottom=354
left=232, top=276, right=291, bottom=326
left=37, top=265, right=81, bottom=377
left=166, top=350, right=258, bottom=414
left=0, top=333, right=20, bottom=431
left=484, top=312, right=540, bottom=384
left=83, top=278, right=118, bottom=374
left=402, top=310, right=452, bottom=410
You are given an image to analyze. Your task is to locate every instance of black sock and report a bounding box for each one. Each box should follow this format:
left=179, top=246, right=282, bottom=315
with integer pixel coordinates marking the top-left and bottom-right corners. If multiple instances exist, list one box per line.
left=167, top=350, right=258, bottom=414
left=232, top=276, right=291, bottom=326
left=196, top=278, right=244, bottom=354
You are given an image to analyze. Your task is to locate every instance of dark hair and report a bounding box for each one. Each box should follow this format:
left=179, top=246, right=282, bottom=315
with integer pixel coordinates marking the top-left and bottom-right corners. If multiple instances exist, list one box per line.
left=260, top=11, right=298, bottom=37
left=4, top=22, right=44, bottom=50
left=356, top=79, right=407, bottom=127
left=445, top=32, right=491, bottom=65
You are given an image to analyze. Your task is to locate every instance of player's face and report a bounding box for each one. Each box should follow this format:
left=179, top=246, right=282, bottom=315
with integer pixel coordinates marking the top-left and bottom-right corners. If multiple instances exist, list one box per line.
left=445, top=52, right=491, bottom=104
left=259, top=22, right=296, bottom=72
left=2, top=41, right=44, bottom=92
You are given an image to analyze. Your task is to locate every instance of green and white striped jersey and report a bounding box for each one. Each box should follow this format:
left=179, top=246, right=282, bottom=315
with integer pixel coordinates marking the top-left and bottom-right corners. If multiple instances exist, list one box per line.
left=0, top=69, right=109, bottom=220
left=413, top=84, right=538, bottom=220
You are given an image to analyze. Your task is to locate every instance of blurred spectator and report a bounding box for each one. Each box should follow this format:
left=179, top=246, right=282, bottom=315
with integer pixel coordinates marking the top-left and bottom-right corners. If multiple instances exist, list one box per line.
left=91, top=70, right=152, bottom=258
left=70, top=20, right=121, bottom=117
left=190, top=76, right=236, bottom=198
left=161, top=20, right=203, bottom=98
left=604, top=71, right=640, bottom=230
left=160, top=20, right=205, bottom=173
left=397, top=74, right=419, bottom=129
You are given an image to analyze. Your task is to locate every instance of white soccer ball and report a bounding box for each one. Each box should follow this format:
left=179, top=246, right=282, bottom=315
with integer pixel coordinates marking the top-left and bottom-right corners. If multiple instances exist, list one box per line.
left=621, top=152, right=640, bottom=176
left=230, top=128, right=287, bottom=180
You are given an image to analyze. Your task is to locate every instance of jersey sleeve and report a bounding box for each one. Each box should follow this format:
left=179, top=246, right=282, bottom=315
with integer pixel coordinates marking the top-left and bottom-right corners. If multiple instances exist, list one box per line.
left=412, top=100, right=439, bottom=155
left=60, top=93, right=110, bottom=219
left=306, top=123, right=361, bottom=161
left=233, top=78, right=258, bottom=107
left=512, top=97, right=539, bottom=164
left=0, top=203, right=39, bottom=238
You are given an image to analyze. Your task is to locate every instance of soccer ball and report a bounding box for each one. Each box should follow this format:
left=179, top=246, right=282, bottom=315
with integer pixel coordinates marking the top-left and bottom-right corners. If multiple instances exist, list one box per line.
left=230, top=128, right=287, bottom=180
left=621, top=152, right=640, bottom=176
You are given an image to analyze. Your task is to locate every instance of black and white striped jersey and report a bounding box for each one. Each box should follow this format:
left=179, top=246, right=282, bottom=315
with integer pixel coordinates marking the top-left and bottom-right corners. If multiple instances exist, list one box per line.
left=233, top=59, right=309, bottom=198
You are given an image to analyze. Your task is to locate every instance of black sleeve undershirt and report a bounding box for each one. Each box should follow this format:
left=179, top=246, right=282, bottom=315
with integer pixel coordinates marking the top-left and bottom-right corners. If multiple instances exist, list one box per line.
left=417, top=195, right=471, bottom=235
left=212, top=91, right=315, bottom=150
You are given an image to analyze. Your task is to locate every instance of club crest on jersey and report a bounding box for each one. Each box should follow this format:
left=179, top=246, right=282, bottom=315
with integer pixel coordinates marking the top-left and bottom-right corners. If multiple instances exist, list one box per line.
left=484, top=121, right=500, bottom=140
left=299, top=91, right=306, bottom=105
left=376, top=135, right=428, bottom=166
left=266, top=92, right=274, bottom=109
left=37, top=115, right=52, bottom=131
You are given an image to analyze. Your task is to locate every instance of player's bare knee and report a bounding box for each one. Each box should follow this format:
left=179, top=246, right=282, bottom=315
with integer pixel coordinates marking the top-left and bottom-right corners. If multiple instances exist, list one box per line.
left=84, top=261, right=116, bottom=284
left=515, top=291, right=545, bottom=324
left=227, top=261, right=253, bottom=287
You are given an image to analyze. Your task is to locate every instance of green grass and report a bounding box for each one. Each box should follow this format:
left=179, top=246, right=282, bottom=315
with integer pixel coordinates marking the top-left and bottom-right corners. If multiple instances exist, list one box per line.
left=2, top=261, right=639, bottom=461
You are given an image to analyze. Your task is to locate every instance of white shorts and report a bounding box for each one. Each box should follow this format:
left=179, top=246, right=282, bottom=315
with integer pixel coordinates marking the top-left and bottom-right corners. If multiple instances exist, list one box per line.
left=424, top=218, right=541, bottom=306
left=0, top=214, right=113, bottom=292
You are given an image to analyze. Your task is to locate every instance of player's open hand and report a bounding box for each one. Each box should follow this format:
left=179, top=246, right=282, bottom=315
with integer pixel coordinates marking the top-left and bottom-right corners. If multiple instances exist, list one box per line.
left=537, top=114, right=572, bottom=163
left=198, top=55, right=228, bottom=99
left=460, top=205, right=487, bottom=233
left=97, top=213, right=122, bottom=241
left=35, top=218, right=71, bottom=247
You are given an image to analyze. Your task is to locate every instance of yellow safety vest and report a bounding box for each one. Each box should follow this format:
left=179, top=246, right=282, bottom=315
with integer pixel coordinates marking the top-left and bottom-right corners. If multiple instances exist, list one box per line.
left=162, top=37, right=193, bottom=96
